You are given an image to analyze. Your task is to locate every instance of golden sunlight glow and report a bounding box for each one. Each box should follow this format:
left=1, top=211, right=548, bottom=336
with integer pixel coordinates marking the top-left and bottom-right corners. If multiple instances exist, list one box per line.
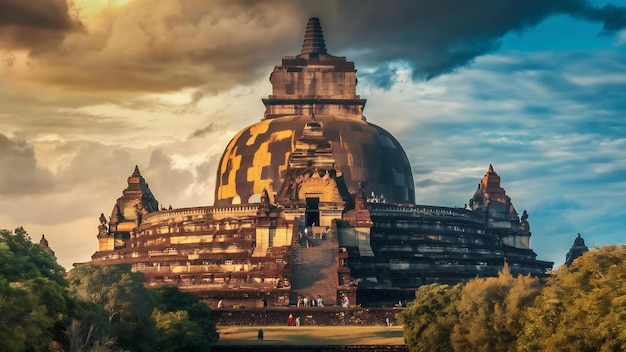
left=74, top=0, right=134, bottom=18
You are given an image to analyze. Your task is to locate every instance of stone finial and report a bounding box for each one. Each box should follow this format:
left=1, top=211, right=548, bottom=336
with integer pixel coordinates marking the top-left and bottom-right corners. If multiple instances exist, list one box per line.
left=39, top=234, right=49, bottom=248
left=488, top=164, right=495, bottom=174
left=301, top=17, right=328, bottom=55
left=133, top=165, right=141, bottom=176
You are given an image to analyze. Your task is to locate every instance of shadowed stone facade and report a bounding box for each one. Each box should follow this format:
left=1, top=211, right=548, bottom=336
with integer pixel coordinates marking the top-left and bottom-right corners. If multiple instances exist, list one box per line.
left=84, top=18, right=553, bottom=308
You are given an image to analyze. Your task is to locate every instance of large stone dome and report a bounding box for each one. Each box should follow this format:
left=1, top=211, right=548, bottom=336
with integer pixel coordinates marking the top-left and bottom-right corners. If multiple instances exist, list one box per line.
left=214, top=114, right=414, bottom=206
left=214, top=18, right=415, bottom=206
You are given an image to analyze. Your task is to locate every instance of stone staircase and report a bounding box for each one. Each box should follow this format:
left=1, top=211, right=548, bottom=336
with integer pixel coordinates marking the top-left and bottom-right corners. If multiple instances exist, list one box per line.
left=291, top=228, right=339, bottom=305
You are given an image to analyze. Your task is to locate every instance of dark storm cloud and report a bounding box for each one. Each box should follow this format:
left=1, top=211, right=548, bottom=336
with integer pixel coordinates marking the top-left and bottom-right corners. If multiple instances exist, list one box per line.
left=5, top=0, right=304, bottom=93
left=299, top=0, right=626, bottom=82
left=0, top=0, right=82, bottom=50
left=572, top=3, right=626, bottom=31
left=3, top=0, right=625, bottom=97
left=0, top=134, right=55, bottom=195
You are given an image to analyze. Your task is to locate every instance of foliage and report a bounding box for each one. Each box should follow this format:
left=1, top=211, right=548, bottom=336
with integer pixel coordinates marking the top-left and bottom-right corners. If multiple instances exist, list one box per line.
left=0, top=228, right=220, bottom=351
left=0, top=227, right=75, bottom=351
left=153, top=309, right=212, bottom=352
left=68, top=266, right=220, bottom=351
left=518, top=245, right=626, bottom=352
left=64, top=303, right=116, bottom=352
left=399, top=263, right=542, bottom=352
left=67, top=263, right=157, bottom=352
left=0, top=227, right=66, bottom=284
left=151, top=285, right=219, bottom=345
left=397, top=283, right=462, bottom=352
left=451, top=263, right=542, bottom=352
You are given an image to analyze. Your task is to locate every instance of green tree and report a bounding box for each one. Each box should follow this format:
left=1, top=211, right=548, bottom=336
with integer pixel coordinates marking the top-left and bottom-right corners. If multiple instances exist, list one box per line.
left=399, top=264, right=543, bottom=352
left=0, top=227, right=75, bottom=351
left=451, top=263, right=542, bottom=352
left=397, top=283, right=462, bottom=352
left=152, top=309, right=212, bottom=352
left=518, top=245, right=626, bottom=352
left=64, top=303, right=116, bottom=352
left=151, top=285, right=219, bottom=345
left=0, top=227, right=66, bottom=284
left=68, top=264, right=157, bottom=352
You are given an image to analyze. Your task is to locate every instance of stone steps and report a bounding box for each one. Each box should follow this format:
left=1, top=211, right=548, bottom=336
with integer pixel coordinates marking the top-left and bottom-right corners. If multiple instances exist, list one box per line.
left=291, top=233, right=339, bottom=305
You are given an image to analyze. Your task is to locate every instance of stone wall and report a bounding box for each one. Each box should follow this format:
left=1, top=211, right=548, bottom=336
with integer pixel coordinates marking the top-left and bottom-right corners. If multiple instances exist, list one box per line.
left=210, top=307, right=403, bottom=326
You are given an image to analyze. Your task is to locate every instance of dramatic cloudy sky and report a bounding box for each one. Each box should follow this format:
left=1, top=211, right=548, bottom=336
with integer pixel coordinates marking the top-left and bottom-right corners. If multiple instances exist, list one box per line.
left=1, top=0, right=625, bottom=269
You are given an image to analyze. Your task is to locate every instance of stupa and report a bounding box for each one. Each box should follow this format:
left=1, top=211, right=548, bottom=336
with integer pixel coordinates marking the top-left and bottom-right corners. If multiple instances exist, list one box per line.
left=86, top=18, right=553, bottom=308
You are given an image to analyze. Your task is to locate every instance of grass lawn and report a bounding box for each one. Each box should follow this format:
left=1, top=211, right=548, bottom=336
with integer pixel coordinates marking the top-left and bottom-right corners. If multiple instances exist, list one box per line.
left=216, top=325, right=406, bottom=346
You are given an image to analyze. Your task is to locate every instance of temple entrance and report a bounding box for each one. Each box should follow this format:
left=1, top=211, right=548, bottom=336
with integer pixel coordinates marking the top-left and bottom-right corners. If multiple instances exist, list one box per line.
left=305, top=197, right=320, bottom=227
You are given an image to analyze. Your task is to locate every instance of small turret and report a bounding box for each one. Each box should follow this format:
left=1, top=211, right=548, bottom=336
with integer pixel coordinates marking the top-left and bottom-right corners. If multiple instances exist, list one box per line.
left=565, top=233, right=589, bottom=266
left=106, top=166, right=159, bottom=250
left=38, top=234, right=55, bottom=257
left=469, top=164, right=518, bottom=220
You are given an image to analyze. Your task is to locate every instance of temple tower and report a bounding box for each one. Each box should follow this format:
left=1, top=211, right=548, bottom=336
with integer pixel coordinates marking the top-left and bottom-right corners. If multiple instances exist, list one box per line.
left=565, top=233, right=589, bottom=266
left=100, top=166, right=159, bottom=251
left=215, top=17, right=415, bottom=207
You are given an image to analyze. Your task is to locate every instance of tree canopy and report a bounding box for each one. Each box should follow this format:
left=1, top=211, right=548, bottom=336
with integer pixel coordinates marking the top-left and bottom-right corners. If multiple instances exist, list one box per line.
left=0, top=227, right=220, bottom=351
left=152, top=284, right=219, bottom=346
left=400, top=247, right=626, bottom=352
left=399, top=263, right=542, bottom=352
left=68, top=265, right=219, bottom=351
left=518, top=245, right=626, bottom=352
left=0, top=227, right=76, bottom=351
left=397, top=283, right=462, bottom=352
left=68, top=264, right=158, bottom=352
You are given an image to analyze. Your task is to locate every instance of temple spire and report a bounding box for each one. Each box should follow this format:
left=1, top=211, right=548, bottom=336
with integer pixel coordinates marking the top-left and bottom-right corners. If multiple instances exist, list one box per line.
left=133, top=165, right=141, bottom=176
left=301, top=17, right=327, bottom=55
left=565, top=233, right=589, bottom=266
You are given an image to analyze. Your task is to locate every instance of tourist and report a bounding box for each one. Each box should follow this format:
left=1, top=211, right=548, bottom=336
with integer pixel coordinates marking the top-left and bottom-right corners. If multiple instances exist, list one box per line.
left=288, top=313, right=294, bottom=326
left=295, top=316, right=300, bottom=326
left=217, top=299, right=225, bottom=309
left=258, top=328, right=264, bottom=340
left=341, top=294, right=349, bottom=308
left=317, top=296, right=323, bottom=307
left=303, top=296, right=308, bottom=307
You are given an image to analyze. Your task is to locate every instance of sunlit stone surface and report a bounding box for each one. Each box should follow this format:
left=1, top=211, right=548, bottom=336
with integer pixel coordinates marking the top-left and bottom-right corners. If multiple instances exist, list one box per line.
left=85, top=18, right=552, bottom=308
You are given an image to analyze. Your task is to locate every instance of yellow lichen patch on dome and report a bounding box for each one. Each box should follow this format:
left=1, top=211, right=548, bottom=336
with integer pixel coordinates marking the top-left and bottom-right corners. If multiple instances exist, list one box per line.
left=246, top=119, right=271, bottom=146
left=278, top=151, right=290, bottom=181
left=277, top=131, right=297, bottom=178
left=248, top=141, right=273, bottom=194
left=217, top=146, right=242, bottom=200
left=268, top=129, right=293, bottom=142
